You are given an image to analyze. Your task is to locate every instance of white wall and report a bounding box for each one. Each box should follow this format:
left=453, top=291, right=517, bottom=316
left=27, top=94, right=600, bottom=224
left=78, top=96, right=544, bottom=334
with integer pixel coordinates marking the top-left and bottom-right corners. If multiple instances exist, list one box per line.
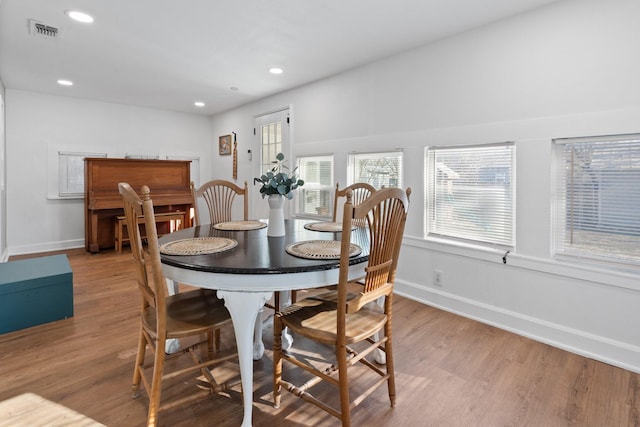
left=210, top=0, right=640, bottom=372
left=5, top=91, right=213, bottom=255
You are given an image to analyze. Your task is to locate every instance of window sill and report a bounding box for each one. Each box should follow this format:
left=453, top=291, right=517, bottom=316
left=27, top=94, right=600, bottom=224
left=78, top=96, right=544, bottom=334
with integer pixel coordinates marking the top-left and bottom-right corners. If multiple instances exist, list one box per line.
left=404, top=235, right=640, bottom=292
left=47, top=194, right=84, bottom=201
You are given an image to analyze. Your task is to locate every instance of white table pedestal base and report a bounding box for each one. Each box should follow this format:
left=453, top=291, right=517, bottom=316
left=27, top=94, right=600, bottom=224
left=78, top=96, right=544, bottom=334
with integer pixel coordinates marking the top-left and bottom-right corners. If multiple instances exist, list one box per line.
left=218, top=290, right=272, bottom=427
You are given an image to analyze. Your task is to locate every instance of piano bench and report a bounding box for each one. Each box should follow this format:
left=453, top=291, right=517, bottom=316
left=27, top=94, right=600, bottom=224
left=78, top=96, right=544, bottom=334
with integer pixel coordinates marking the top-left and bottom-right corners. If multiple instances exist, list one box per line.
left=114, top=211, right=186, bottom=253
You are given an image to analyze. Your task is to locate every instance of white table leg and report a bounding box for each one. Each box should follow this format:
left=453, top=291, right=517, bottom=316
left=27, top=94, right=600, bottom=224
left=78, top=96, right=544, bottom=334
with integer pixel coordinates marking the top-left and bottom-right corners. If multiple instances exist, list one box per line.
left=278, top=290, right=294, bottom=350
left=372, top=296, right=386, bottom=364
left=252, top=291, right=293, bottom=359
left=218, top=290, right=272, bottom=427
left=252, top=308, right=265, bottom=360
left=165, top=278, right=179, bottom=296
left=165, top=279, right=181, bottom=354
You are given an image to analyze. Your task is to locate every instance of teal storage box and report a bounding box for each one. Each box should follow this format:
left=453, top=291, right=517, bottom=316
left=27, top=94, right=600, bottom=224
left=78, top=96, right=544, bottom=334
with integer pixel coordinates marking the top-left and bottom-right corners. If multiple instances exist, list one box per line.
left=0, top=254, right=73, bottom=334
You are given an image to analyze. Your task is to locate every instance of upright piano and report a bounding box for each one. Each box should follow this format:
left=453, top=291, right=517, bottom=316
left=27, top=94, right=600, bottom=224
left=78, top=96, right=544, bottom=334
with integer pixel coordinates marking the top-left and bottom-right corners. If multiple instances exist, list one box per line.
left=84, top=158, right=193, bottom=253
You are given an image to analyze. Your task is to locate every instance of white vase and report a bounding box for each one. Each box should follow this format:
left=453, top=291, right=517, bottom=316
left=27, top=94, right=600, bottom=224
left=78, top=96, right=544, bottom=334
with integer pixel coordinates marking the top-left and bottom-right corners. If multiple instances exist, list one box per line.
left=267, top=194, right=285, bottom=237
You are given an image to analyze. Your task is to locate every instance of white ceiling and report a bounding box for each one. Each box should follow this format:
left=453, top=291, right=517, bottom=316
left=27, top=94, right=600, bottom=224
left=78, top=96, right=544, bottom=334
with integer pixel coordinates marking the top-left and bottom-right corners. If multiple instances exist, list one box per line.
left=0, top=0, right=560, bottom=116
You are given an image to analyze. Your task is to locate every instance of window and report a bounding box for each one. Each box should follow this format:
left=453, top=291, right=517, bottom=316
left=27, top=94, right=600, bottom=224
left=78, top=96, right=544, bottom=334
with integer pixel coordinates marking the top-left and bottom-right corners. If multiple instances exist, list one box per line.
left=348, top=151, right=403, bottom=188
left=255, top=109, right=290, bottom=220
left=553, top=134, right=640, bottom=268
left=125, top=153, right=160, bottom=159
left=261, top=121, right=282, bottom=174
left=426, top=143, right=515, bottom=248
left=58, top=151, right=107, bottom=197
left=296, top=155, right=334, bottom=216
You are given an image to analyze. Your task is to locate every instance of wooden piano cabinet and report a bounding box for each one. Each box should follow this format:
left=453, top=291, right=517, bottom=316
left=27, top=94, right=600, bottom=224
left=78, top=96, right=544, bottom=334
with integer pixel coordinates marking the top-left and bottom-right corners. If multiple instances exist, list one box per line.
left=84, top=158, right=193, bottom=253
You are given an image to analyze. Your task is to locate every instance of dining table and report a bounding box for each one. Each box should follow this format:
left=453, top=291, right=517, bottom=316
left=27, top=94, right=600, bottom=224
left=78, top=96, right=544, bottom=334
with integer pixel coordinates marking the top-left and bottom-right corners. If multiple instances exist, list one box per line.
left=158, top=218, right=369, bottom=427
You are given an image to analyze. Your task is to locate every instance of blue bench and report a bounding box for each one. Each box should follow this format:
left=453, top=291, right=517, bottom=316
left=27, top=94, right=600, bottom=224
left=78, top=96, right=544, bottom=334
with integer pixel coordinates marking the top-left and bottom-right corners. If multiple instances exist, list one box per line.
left=0, top=254, right=73, bottom=334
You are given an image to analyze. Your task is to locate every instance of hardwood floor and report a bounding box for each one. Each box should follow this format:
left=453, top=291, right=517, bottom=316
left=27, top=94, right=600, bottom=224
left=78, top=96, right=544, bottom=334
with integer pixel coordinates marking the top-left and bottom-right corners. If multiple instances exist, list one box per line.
left=2, top=248, right=639, bottom=426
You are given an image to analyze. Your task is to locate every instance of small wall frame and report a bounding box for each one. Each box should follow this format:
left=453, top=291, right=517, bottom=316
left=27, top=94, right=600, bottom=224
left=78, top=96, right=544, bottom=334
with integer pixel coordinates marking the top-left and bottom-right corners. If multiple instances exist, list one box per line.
left=219, top=134, right=232, bottom=155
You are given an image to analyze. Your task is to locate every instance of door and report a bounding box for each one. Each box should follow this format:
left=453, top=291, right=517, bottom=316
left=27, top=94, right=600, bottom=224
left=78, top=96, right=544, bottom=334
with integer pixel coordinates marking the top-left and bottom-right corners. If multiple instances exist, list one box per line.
left=252, top=108, right=290, bottom=220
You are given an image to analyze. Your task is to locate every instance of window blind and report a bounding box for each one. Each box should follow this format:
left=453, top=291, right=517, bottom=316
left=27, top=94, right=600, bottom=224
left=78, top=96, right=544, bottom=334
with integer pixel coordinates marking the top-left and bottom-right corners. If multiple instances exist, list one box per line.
left=348, top=151, right=403, bottom=188
left=426, top=143, right=514, bottom=248
left=297, top=155, right=334, bottom=216
left=554, top=134, right=640, bottom=267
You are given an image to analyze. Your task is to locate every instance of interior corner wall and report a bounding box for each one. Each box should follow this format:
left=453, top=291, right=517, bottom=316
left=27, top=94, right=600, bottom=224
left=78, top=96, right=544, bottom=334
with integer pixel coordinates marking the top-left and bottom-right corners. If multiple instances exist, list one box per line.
left=0, top=78, right=6, bottom=261
left=5, top=91, right=213, bottom=255
left=210, top=0, right=640, bottom=373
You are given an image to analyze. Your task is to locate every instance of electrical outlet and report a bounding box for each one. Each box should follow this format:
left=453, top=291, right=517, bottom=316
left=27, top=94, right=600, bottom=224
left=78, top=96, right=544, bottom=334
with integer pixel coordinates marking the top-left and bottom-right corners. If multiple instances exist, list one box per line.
left=434, top=270, right=443, bottom=287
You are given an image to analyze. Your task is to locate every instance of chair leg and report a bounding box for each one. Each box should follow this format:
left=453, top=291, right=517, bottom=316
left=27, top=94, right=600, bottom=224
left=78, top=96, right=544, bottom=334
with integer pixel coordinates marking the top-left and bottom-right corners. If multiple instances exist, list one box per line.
left=205, top=328, right=221, bottom=358
left=114, top=221, right=119, bottom=253
left=384, top=320, right=396, bottom=407
left=272, top=315, right=283, bottom=408
left=131, top=327, right=147, bottom=398
left=207, top=330, right=215, bottom=359
left=115, top=220, right=120, bottom=253
left=147, top=337, right=167, bottom=427
left=215, top=328, right=221, bottom=352
left=337, top=343, right=351, bottom=427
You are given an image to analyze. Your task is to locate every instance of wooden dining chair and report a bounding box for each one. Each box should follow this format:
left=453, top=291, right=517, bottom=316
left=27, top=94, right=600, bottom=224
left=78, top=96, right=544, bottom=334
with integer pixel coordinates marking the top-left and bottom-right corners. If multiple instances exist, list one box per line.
left=287, top=182, right=377, bottom=304
left=191, top=179, right=248, bottom=226
left=119, top=182, right=238, bottom=427
left=332, top=182, right=376, bottom=225
left=273, top=186, right=411, bottom=426
left=288, top=182, right=377, bottom=305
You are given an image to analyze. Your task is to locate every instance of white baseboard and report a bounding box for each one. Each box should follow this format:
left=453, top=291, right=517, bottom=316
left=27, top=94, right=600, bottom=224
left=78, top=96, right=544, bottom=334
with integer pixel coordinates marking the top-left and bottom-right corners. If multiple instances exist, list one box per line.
left=8, top=239, right=84, bottom=257
left=395, top=279, right=640, bottom=374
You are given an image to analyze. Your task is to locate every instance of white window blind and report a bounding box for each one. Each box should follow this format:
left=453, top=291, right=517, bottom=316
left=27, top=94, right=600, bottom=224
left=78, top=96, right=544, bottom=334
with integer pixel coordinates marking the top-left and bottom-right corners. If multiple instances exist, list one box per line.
left=554, top=134, right=640, bottom=267
left=348, top=151, right=403, bottom=188
left=426, top=143, right=514, bottom=248
left=297, top=155, right=334, bottom=216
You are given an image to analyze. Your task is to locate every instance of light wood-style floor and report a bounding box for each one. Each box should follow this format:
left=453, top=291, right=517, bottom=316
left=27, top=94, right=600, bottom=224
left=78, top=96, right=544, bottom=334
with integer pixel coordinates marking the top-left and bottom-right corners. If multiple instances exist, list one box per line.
left=2, top=248, right=639, bottom=426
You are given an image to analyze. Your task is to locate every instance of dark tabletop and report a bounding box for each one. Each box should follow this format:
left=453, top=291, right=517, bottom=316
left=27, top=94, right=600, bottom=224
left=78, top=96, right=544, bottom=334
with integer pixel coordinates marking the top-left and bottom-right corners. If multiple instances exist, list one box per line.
left=158, top=219, right=370, bottom=275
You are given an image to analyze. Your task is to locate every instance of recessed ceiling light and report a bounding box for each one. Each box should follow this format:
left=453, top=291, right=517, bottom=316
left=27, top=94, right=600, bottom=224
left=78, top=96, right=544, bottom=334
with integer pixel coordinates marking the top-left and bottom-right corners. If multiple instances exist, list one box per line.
left=194, top=101, right=205, bottom=107
left=57, top=79, right=73, bottom=86
left=269, top=67, right=284, bottom=75
left=66, top=10, right=94, bottom=23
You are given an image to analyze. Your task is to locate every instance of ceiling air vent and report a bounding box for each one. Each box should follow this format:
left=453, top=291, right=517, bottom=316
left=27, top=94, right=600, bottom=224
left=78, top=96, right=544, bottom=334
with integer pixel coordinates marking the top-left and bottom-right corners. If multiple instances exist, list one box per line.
left=29, top=19, right=61, bottom=39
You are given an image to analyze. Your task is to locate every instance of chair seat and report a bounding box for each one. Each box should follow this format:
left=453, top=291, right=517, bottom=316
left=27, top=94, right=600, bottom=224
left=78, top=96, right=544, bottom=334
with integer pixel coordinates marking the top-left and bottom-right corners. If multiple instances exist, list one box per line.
left=142, top=289, right=231, bottom=338
left=278, top=296, right=387, bottom=345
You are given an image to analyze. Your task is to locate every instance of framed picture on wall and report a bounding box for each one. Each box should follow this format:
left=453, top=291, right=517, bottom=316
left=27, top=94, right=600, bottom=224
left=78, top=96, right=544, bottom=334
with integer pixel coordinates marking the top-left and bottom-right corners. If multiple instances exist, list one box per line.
left=219, top=134, right=232, bottom=155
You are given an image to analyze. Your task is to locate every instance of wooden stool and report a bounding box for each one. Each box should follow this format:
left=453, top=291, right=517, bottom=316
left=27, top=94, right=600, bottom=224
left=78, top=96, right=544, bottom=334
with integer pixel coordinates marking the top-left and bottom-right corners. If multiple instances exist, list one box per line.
left=114, top=211, right=186, bottom=252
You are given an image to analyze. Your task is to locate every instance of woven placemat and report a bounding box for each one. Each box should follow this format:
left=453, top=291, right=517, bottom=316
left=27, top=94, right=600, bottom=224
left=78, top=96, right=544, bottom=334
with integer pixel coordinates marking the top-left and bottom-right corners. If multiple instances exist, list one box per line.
left=304, top=221, right=354, bottom=232
left=285, top=240, right=362, bottom=260
left=159, top=237, right=237, bottom=256
left=213, top=220, right=267, bottom=231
